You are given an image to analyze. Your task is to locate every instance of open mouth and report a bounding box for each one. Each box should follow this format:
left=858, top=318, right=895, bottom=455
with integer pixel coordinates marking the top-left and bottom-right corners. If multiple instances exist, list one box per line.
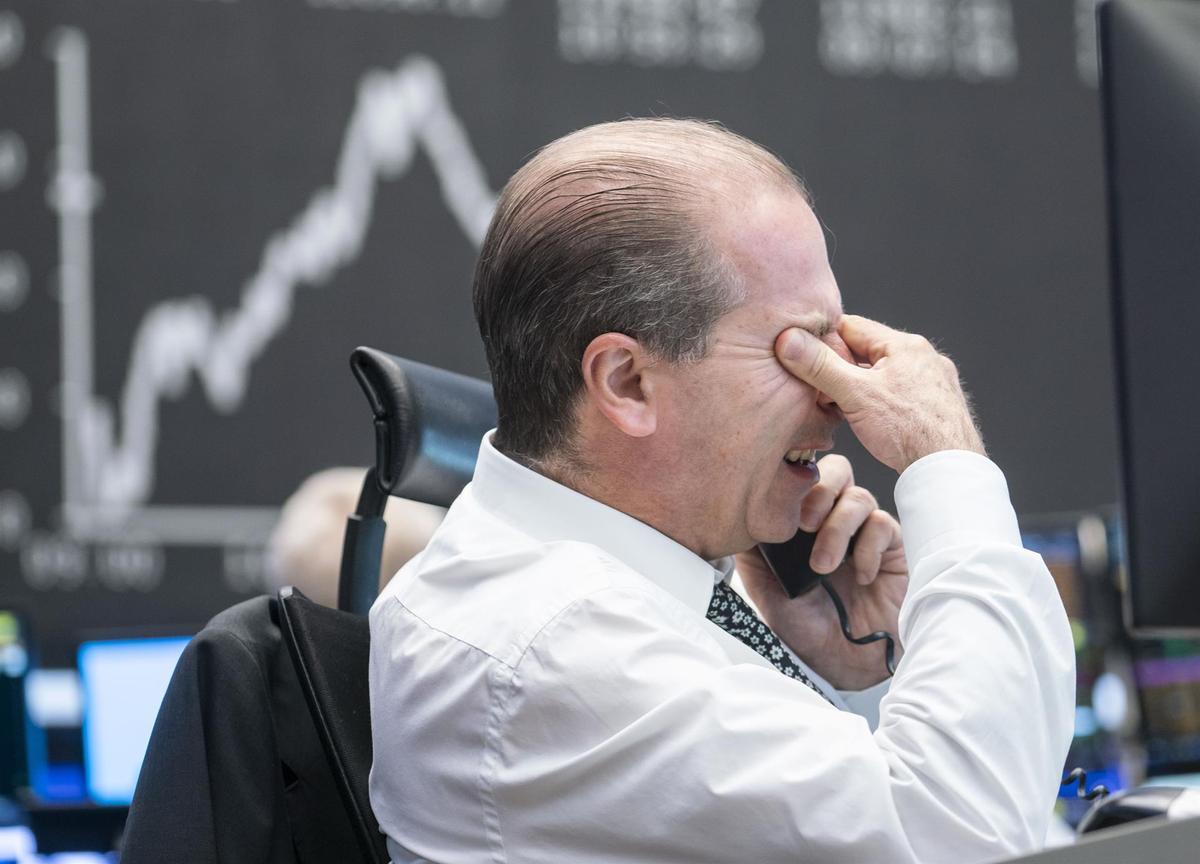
left=783, top=448, right=818, bottom=466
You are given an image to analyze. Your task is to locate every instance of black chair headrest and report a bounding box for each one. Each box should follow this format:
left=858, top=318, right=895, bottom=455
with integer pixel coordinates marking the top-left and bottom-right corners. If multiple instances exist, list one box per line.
left=349, top=348, right=497, bottom=508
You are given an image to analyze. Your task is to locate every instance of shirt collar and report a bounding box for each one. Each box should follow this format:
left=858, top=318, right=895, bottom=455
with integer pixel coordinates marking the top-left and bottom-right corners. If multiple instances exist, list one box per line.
left=469, top=432, right=732, bottom=615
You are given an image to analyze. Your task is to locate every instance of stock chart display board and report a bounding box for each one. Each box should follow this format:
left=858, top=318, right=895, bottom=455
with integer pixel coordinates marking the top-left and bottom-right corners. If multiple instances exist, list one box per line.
left=1, top=0, right=1115, bottom=661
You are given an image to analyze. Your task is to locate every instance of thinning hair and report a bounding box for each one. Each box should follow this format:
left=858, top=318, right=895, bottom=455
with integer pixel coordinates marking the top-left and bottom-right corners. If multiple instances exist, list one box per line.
left=473, top=118, right=806, bottom=469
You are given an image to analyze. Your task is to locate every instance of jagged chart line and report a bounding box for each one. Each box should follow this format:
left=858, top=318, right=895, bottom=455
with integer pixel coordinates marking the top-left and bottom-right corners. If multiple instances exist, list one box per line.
left=49, top=30, right=497, bottom=531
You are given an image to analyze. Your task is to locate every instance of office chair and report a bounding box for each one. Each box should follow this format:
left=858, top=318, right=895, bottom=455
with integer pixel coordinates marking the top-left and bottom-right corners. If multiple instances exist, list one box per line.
left=125, top=349, right=493, bottom=863
left=275, top=348, right=496, bottom=862
left=276, top=587, right=386, bottom=864
left=337, top=348, right=497, bottom=614
left=122, top=596, right=365, bottom=864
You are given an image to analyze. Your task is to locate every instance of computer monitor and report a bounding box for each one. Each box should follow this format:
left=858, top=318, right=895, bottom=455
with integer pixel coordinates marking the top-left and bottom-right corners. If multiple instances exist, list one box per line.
left=1100, top=0, right=1200, bottom=633
left=1021, top=516, right=1132, bottom=820
left=76, top=636, right=189, bottom=806
left=1133, top=638, right=1200, bottom=777
left=0, top=610, right=30, bottom=797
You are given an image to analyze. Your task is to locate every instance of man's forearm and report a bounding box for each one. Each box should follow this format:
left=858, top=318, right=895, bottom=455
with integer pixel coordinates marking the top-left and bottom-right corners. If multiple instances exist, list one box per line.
left=878, top=450, right=1076, bottom=862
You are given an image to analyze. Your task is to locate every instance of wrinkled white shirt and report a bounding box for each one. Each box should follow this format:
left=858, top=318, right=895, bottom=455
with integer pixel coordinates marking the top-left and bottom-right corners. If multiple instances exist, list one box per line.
left=369, top=434, right=1075, bottom=864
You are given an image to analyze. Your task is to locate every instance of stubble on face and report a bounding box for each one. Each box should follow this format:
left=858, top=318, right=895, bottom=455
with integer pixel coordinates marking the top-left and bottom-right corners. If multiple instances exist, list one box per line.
left=650, top=190, right=846, bottom=558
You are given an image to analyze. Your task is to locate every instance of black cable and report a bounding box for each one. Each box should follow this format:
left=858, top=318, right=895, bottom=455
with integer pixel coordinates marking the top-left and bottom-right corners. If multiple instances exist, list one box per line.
left=818, top=575, right=898, bottom=677
left=1061, top=767, right=1109, bottom=801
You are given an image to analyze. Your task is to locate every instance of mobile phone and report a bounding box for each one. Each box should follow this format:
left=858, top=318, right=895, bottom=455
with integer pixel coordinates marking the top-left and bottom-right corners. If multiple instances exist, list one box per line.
left=758, top=530, right=822, bottom=598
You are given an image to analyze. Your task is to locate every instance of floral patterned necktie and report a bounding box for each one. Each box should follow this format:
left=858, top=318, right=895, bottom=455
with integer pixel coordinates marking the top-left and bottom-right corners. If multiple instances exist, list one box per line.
left=706, top=580, right=834, bottom=705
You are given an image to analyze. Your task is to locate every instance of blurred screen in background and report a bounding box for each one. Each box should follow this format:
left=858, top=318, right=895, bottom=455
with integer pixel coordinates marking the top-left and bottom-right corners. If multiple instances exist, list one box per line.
left=77, top=636, right=189, bottom=806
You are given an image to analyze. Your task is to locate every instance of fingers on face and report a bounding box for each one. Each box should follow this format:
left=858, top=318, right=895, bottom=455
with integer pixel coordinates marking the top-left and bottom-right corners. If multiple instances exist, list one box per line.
left=850, top=510, right=902, bottom=586
left=775, top=328, right=864, bottom=400
left=810, top=483, right=878, bottom=574
left=799, top=454, right=854, bottom=531
left=839, top=314, right=902, bottom=365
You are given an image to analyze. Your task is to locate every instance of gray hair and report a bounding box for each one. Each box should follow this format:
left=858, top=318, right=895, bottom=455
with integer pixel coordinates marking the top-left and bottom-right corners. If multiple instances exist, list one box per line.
left=473, top=118, right=805, bottom=469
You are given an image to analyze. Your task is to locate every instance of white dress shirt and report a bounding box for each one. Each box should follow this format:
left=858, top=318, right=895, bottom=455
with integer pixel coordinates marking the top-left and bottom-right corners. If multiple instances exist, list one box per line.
left=369, top=435, right=1075, bottom=864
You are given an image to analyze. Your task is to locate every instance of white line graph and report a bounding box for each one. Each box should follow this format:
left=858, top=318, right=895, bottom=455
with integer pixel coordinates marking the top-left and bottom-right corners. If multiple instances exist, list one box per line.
left=48, top=28, right=497, bottom=544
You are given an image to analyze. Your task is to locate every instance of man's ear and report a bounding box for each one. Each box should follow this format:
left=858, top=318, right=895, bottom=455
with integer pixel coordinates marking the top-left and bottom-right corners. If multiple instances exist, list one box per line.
left=580, top=333, right=657, bottom=438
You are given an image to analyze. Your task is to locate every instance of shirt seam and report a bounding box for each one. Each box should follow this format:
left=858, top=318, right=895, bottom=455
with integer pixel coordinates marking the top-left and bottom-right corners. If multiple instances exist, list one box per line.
left=478, top=571, right=704, bottom=862
left=518, top=575, right=672, bottom=670
left=480, top=662, right=513, bottom=864
left=384, top=594, right=517, bottom=669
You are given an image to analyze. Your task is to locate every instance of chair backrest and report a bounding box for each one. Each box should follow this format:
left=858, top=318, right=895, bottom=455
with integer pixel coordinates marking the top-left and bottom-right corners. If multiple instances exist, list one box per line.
left=282, top=349, right=496, bottom=862
left=276, top=587, right=387, bottom=864
left=349, top=347, right=497, bottom=508
left=338, top=348, right=497, bottom=615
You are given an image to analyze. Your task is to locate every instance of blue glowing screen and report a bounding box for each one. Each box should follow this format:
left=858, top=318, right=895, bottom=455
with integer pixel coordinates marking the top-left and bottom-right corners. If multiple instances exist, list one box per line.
left=77, top=636, right=189, bottom=806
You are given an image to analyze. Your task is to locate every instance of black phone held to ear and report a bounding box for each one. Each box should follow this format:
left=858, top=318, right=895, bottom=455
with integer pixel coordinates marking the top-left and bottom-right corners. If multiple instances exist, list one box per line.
left=758, top=530, right=823, bottom=598
left=756, top=529, right=898, bottom=677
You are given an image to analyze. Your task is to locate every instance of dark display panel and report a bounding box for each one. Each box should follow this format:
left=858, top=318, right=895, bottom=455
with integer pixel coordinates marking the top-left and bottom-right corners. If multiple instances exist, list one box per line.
left=1100, top=0, right=1200, bottom=633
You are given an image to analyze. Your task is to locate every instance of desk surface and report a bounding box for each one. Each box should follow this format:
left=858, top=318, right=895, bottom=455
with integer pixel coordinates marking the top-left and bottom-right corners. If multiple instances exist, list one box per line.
left=1007, top=816, right=1200, bottom=864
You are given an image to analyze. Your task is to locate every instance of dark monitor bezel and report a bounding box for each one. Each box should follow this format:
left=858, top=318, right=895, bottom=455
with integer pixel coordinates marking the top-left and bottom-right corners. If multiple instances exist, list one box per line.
left=1099, top=0, right=1200, bottom=637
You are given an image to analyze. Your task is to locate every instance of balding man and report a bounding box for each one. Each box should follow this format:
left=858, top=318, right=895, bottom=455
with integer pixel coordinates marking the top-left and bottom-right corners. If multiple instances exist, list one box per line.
left=368, top=119, right=1074, bottom=864
left=266, top=467, right=445, bottom=608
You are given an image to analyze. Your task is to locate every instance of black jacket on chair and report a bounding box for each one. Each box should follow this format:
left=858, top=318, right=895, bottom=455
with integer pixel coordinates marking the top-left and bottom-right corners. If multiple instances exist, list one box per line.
left=121, top=597, right=361, bottom=863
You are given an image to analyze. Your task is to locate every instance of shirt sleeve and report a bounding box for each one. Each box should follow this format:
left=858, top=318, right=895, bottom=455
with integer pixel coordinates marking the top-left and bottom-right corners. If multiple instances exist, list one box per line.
left=884, top=450, right=1076, bottom=856
left=484, top=452, right=1075, bottom=864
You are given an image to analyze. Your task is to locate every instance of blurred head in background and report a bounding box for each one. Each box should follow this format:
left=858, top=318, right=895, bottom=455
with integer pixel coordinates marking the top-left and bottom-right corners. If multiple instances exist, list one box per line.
left=266, top=467, right=445, bottom=608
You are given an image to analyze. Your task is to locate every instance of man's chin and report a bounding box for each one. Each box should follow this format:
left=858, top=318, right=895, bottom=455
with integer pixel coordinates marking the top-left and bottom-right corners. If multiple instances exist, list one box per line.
left=749, top=520, right=805, bottom=547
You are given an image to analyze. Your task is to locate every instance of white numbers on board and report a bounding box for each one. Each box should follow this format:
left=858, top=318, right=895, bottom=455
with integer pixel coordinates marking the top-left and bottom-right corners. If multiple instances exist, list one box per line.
left=559, top=0, right=763, bottom=70
left=0, top=11, right=23, bottom=69
left=0, top=367, right=31, bottom=430
left=21, top=534, right=88, bottom=590
left=223, top=545, right=268, bottom=593
left=0, top=252, right=28, bottom=312
left=0, top=131, right=26, bottom=190
left=819, top=0, right=1017, bottom=81
left=95, top=544, right=165, bottom=591
left=0, top=490, right=31, bottom=550
left=307, top=0, right=507, bottom=16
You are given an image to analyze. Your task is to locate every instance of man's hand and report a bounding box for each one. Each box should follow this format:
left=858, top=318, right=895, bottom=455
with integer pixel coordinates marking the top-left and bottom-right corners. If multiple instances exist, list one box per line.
left=776, top=315, right=985, bottom=474
left=736, top=454, right=907, bottom=691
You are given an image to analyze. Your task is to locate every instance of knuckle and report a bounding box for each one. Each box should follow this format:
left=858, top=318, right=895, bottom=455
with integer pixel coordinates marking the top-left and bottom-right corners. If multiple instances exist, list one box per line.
left=865, top=508, right=898, bottom=537
left=869, top=510, right=904, bottom=549
left=820, top=453, right=854, bottom=485
left=854, top=536, right=884, bottom=566
left=845, top=485, right=877, bottom=511
left=854, top=524, right=888, bottom=561
left=870, top=507, right=899, bottom=528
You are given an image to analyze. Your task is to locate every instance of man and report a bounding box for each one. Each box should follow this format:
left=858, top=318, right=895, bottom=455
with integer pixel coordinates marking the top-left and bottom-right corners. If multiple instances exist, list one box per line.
left=369, top=118, right=1074, bottom=863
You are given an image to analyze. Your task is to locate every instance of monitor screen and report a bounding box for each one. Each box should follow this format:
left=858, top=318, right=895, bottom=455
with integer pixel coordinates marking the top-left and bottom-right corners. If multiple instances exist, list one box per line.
left=76, top=636, right=189, bottom=806
left=1134, top=638, right=1200, bottom=776
left=1101, top=0, right=1200, bottom=632
left=1022, top=518, right=1131, bottom=821
left=0, top=610, right=30, bottom=797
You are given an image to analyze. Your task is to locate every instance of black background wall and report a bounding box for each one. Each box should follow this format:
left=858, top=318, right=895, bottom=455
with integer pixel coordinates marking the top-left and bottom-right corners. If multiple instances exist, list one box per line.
left=1, top=0, right=1116, bottom=662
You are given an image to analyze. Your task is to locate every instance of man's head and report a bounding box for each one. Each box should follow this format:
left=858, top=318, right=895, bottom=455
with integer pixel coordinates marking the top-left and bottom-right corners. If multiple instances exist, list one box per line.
left=266, top=468, right=445, bottom=607
left=474, top=118, right=849, bottom=558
